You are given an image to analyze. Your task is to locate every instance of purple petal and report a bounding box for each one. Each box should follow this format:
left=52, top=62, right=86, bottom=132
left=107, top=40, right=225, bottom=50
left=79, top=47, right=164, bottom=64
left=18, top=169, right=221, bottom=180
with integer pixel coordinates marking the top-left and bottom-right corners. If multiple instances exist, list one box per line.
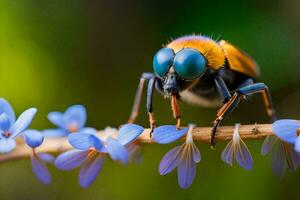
left=272, top=119, right=299, bottom=144
left=38, top=153, right=55, bottom=163
left=43, top=129, right=68, bottom=138
left=126, top=143, right=143, bottom=163
left=10, top=108, right=37, bottom=137
left=283, top=142, right=300, bottom=172
left=177, top=155, right=196, bottom=189
left=261, top=136, right=277, bottom=156
left=295, top=137, right=300, bottom=153
left=68, top=132, right=94, bottom=150
left=64, top=105, right=86, bottom=130
left=0, top=138, right=16, bottom=153
left=81, top=127, right=97, bottom=134
left=153, top=125, right=188, bottom=144
left=47, top=112, right=65, bottom=129
left=31, top=154, right=51, bottom=184
left=192, top=144, right=201, bottom=163
left=55, top=150, right=88, bottom=170
left=117, top=124, right=144, bottom=145
left=106, top=137, right=128, bottom=164
left=0, top=98, right=16, bottom=124
left=270, top=141, right=286, bottom=177
left=0, top=113, right=11, bottom=132
left=89, top=134, right=103, bottom=151
left=79, top=154, right=105, bottom=188
left=159, top=146, right=181, bottom=175
left=221, top=140, right=234, bottom=166
left=23, top=130, right=44, bottom=148
left=235, top=140, right=253, bottom=170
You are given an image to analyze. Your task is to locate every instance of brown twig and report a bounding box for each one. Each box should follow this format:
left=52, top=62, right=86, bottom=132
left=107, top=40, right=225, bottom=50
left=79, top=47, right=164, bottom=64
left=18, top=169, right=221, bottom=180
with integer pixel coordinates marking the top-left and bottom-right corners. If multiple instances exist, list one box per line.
left=0, top=123, right=273, bottom=163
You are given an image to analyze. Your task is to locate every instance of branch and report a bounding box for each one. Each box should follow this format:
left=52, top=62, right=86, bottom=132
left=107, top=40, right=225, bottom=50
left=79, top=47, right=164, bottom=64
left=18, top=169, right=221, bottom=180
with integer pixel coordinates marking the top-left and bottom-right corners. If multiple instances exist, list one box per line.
left=0, top=123, right=273, bottom=163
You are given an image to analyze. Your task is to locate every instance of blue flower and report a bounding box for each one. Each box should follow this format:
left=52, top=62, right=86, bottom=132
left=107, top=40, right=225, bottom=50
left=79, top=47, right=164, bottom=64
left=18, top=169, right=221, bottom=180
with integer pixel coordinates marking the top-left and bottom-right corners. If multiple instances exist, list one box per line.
left=23, top=129, right=54, bottom=184
left=221, top=124, right=254, bottom=170
left=157, top=124, right=201, bottom=189
left=261, top=119, right=300, bottom=177
left=0, top=98, right=37, bottom=153
left=55, top=123, right=144, bottom=188
left=43, top=105, right=95, bottom=138
left=272, top=119, right=300, bottom=151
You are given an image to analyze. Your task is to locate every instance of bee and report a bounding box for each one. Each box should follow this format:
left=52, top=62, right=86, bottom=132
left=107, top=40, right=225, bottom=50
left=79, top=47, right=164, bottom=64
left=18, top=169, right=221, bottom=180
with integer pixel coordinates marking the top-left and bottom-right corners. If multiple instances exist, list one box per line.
left=127, top=35, right=276, bottom=147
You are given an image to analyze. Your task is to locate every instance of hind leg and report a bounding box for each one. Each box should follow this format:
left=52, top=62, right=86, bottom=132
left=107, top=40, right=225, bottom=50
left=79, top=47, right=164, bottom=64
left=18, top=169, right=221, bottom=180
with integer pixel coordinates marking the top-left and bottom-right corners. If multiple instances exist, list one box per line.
left=211, top=79, right=276, bottom=148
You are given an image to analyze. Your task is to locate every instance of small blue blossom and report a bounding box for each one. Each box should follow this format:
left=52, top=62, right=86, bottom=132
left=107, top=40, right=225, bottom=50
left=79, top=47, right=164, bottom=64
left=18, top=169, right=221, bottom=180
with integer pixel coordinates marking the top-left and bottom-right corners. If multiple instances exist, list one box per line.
left=158, top=124, right=201, bottom=189
left=23, top=129, right=54, bottom=184
left=221, top=124, right=254, bottom=170
left=261, top=119, right=300, bottom=177
left=152, top=125, right=188, bottom=144
left=55, top=123, right=144, bottom=188
left=0, top=98, right=37, bottom=153
left=43, top=105, right=96, bottom=137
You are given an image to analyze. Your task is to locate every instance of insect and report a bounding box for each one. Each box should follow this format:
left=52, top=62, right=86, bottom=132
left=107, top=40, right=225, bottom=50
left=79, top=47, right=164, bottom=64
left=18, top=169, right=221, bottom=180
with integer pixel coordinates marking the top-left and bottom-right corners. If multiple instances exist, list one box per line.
left=127, top=35, right=277, bottom=147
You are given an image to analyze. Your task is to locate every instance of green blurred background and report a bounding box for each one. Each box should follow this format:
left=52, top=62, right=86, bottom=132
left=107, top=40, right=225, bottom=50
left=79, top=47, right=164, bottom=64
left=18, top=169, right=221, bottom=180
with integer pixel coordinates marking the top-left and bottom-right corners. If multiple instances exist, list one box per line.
left=1, top=0, right=300, bottom=199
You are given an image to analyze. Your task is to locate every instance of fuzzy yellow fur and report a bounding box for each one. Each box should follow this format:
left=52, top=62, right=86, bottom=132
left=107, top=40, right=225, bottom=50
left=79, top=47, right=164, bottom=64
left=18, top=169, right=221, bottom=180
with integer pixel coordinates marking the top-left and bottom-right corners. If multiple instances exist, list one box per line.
left=166, top=35, right=260, bottom=78
left=166, top=35, right=225, bottom=69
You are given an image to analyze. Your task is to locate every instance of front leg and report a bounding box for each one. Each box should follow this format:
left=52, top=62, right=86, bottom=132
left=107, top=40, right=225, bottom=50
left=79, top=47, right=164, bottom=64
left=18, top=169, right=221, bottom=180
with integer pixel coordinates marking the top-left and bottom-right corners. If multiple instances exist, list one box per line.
left=128, top=72, right=154, bottom=123
left=146, top=77, right=157, bottom=135
left=171, top=94, right=181, bottom=129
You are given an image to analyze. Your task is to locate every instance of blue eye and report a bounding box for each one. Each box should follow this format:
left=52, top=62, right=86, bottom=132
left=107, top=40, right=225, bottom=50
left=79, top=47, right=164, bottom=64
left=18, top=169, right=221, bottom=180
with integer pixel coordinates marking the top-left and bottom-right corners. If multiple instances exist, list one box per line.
left=173, top=48, right=207, bottom=80
left=153, top=48, right=175, bottom=78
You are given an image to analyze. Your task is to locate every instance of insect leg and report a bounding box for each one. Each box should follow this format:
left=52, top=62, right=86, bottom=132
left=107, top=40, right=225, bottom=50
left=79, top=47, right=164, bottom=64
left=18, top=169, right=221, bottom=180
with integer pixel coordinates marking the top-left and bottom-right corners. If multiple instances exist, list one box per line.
left=146, top=77, right=157, bottom=135
left=128, top=72, right=155, bottom=123
left=238, top=83, right=277, bottom=121
left=171, top=94, right=181, bottom=129
left=210, top=82, right=276, bottom=148
left=214, top=75, right=231, bottom=103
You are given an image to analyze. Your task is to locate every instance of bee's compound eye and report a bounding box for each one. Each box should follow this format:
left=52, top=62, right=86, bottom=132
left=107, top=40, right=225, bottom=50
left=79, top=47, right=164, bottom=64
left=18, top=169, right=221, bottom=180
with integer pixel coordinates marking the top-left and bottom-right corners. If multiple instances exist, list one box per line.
left=153, top=48, right=175, bottom=78
left=173, top=48, right=207, bottom=80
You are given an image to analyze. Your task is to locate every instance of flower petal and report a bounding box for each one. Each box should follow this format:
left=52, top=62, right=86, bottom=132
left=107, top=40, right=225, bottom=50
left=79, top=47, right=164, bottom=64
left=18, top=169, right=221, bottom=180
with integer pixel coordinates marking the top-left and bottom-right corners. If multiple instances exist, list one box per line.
left=68, top=132, right=93, bottom=150
left=126, top=143, right=143, bottom=163
left=23, top=130, right=44, bottom=148
left=89, top=134, right=104, bottom=151
left=159, top=145, right=182, bottom=175
left=282, top=142, right=300, bottom=172
left=295, top=137, right=300, bottom=153
left=0, top=98, right=16, bottom=124
left=43, top=129, right=69, bottom=138
left=270, top=141, right=286, bottom=177
left=10, top=108, right=37, bottom=137
left=0, top=138, right=16, bottom=153
left=0, top=113, right=11, bottom=132
left=152, top=125, right=188, bottom=144
left=272, top=119, right=299, bottom=144
left=79, top=154, right=105, bottom=188
left=64, top=105, right=86, bottom=130
left=117, top=124, right=144, bottom=145
left=81, top=127, right=97, bottom=135
left=221, top=140, right=234, bottom=166
left=192, top=143, right=201, bottom=163
left=38, top=153, right=55, bottom=163
left=261, top=136, right=277, bottom=156
left=235, top=140, right=254, bottom=170
left=31, top=154, right=51, bottom=184
left=55, top=150, right=88, bottom=170
left=47, top=112, right=65, bottom=129
left=177, top=155, right=196, bottom=189
left=106, top=137, right=128, bottom=164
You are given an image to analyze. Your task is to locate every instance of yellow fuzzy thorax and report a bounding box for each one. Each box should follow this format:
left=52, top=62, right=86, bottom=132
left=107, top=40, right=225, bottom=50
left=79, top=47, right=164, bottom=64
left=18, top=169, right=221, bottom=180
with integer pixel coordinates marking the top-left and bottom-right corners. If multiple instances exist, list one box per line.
left=166, top=35, right=225, bottom=69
